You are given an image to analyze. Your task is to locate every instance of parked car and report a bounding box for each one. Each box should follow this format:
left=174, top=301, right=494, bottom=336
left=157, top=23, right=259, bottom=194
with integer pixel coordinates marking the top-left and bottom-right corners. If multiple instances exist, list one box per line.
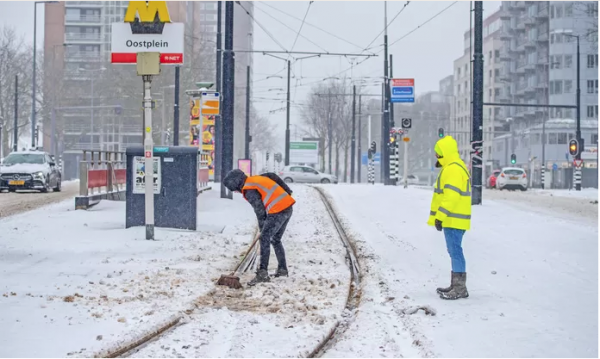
left=279, top=165, right=338, bottom=184
left=0, top=150, right=62, bottom=193
left=487, top=169, right=501, bottom=189
left=495, top=167, right=527, bottom=191
left=398, top=174, right=420, bottom=185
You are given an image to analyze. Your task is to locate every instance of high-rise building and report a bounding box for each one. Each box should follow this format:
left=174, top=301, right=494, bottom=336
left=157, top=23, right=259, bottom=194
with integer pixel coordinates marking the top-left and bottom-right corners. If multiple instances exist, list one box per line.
left=492, top=1, right=597, bottom=185
left=43, top=1, right=253, bottom=179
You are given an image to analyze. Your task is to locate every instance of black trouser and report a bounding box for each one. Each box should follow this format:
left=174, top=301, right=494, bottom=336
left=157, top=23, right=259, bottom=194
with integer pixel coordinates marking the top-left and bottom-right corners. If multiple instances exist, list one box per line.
left=259, top=206, right=293, bottom=271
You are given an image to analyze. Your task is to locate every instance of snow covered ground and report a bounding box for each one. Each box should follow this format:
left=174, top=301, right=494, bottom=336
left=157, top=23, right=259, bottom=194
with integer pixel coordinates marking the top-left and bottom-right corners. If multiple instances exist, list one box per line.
left=0, top=180, right=79, bottom=218
left=526, top=187, right=598, bottom=200
left=0, top=186, right=350, bottom=358
left=0, top=189, right=257, bottom=357
left=318, top=184, right=598, bottom=358
left=128, top=185, right=349, bottom=358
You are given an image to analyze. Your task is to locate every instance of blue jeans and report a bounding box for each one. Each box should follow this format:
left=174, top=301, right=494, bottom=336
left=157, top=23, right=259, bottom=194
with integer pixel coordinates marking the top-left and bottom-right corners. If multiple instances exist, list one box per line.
left=443, top=228, right=466, bottom=273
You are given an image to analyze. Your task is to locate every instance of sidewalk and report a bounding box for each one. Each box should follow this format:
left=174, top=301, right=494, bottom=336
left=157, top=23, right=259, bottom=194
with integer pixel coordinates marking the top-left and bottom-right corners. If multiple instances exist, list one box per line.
left=318, top=184, right=598, bottom=358
left=0, top=189, right=256, bottom=357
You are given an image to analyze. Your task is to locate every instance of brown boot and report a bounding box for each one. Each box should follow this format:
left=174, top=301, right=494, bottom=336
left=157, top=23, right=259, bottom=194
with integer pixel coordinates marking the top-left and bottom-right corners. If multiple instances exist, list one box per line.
left=439, top=272, right=469, bottom=300
left=436, top=271, right=456, bottom=294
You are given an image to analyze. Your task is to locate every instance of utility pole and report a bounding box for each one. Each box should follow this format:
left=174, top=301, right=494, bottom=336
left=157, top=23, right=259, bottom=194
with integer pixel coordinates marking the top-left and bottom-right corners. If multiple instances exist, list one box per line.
left=173, top=66, right=180, bottom=146
left=351, top=85, right=356, bottom=183
left=382, top=2, right=391, bottom=186
left=389, top=54, right=394, bottom=130
left=221, top=1, right=234, bottom=199
left=471, top=1, right=484, bottom=205
left=13, top=75, right=18, bottom=152
left=357, top=95, right=362, bottom=183
left=215, top=0, right=223, bottom=185
left=328, top=112, right=332, bottom=174
left=565, top=34, right=583, bottom=191
left=285, top=60, right=291, bottom=166
left=245, top=65, right=251, bottom=159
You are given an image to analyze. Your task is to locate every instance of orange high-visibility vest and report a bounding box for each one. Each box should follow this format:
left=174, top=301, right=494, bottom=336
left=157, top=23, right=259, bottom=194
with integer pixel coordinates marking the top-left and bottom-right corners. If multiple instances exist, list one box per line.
left=242, top=176, right=295, bottom=214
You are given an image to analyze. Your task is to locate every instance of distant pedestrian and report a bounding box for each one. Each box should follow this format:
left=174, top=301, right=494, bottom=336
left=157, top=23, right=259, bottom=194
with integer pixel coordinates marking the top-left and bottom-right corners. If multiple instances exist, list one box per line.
left=223, top=169, right=295, bottom=286
left=427, top=136, right=472, bottom=300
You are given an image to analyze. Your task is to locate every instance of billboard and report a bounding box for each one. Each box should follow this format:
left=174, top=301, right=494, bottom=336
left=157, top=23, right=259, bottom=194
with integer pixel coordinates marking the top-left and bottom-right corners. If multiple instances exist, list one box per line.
left=201, top=115, right=216, bottom=176
left=390, top=78, right=415, bottom=103
left=289, top=141, right=319, bottom=164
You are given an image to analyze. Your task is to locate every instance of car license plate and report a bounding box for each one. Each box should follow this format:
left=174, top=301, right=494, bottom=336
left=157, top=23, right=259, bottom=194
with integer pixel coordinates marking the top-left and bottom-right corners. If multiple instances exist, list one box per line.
left=9, top=180, right=24, bottom=185
left=509, top=176, right=518, bottom=180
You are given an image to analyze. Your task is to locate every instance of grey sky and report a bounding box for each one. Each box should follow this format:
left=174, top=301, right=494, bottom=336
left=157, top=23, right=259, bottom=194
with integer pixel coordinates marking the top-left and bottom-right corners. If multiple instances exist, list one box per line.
left=0, top=0, right=501, bottom=152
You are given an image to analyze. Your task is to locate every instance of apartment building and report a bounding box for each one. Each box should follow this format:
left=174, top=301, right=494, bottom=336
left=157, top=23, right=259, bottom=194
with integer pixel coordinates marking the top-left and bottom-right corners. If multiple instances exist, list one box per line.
left=451, top=9, right=504, bottom=176
left=43, top=1, right=253, bottom=179
left=492, top=1, right=598, bottom=174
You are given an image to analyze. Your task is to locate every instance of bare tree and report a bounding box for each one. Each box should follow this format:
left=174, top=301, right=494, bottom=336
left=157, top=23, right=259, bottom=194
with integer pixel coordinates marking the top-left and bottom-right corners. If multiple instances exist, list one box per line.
left=0, top=26, right=35, bottom=155
left=249, top=106, right=276, bottom=153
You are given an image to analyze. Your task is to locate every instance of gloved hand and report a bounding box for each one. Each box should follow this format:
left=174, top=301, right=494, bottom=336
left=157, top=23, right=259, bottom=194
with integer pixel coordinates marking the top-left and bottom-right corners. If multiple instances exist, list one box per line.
left=435, top=219, right=443, bottom=232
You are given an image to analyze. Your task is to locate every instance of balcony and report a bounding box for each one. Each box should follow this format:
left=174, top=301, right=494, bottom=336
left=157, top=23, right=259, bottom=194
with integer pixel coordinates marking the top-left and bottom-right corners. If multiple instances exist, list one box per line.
left=535, top=80, right=549, bottom=89
left=65, top=51, right=102, bottom=62
left=525, top=61, right=537, bottom=72
left=65, top=15, right=102, bottom=24
left=65, top=33, right=101, bottom=42
left=514, top=1, right=526, bottom=10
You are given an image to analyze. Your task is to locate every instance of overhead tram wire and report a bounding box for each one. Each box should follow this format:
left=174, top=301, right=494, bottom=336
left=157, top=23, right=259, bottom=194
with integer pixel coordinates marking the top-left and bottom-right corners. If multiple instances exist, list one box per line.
left=258, top=1, right=365, bottom=52
left=289, top=1, right=314, bottom=56
left=235, top=1, right=288, bottom=52
left=299, top=1, right=460, bottom=88
left=360, top=1, right=411, bottom=54
left=252, top=3, right=330, bottom=54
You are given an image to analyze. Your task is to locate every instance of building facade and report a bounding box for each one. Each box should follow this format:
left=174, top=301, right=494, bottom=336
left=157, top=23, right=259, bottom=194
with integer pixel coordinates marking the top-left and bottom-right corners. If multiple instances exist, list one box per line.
left=43, top=1, right=253, bottom=178
left=493, top=1, right=598, bottom=183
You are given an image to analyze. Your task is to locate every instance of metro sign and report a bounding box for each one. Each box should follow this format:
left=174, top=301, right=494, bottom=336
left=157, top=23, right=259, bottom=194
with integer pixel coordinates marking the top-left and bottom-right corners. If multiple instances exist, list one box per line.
left=111, top=1, right=184, bottom=65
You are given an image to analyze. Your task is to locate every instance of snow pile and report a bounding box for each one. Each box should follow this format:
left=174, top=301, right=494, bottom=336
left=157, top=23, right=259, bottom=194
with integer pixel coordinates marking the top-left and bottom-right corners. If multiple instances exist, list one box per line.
left=318, top=183, right=598, bottom=358
left=129, top=186, right=350, bottom=358
left=528, top=188, right=598, bottom=201
left=0, top=189, right=257, bottom=357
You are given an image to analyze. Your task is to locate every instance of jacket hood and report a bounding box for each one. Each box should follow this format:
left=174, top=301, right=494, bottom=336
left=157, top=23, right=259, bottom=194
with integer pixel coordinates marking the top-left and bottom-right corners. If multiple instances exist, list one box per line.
left=434, top=136, right=460, bottom=167
left=223, top=169, right=247, bottom=192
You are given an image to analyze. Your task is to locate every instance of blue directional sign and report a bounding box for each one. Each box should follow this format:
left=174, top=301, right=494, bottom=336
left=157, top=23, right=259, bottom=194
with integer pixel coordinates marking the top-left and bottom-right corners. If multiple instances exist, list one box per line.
left=390, top=78, right=415, bottom=103
left=552, top=163, right=558, bottom=171
left=362, top=152, right=381, bottom=165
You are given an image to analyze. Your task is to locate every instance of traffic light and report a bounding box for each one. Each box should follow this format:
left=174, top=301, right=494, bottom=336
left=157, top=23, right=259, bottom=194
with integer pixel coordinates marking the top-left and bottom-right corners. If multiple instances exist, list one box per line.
left=390, top=135, right=396, bottom=144
left=266, top=151, right=270, bottom=161
left=510, top=154, right=516, bottom=164
left=569, top=139, right=579, bottom=156
left=371, top=141, right=377, bottom=154
left=438, top=128, right=444, bottom=138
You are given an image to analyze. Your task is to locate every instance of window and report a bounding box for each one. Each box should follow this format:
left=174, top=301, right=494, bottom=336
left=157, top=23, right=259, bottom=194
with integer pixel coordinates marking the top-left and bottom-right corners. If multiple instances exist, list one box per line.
left=592, top=134, right=599, bottom=145
left=495, top=88, right=501, bottom=96
left=205, top=13, right=218, bottom=21
left=596, top=80, right=599, bottom=93
left=495, top=50, right=500, bottom=58
left=205, top=2, right=217, bottom=10
left=569, top=133, right=576, bottom=141
left=588, top=54, right=596, bottom=68
left=565, top=80, right=573, bottom=93
left=489, top=88, right=493, bottom=100
left=532, top=133, right=541, bottom=145
left=495, top=69, right=500, bottom=77
left=489, top=69, right=492, bottom=79
left=565, top=2, right=573, bottom=16
left=457, top=84, right=461, bottom=94
left=489, top=51, right=492, bottom=61
left=551, top=55, right=562, bottom=69
left=556, top=4, right=563, bottom=18
left=587, top=105, right=595, bottom=118
left=565, top=55, right=573, bottom=68
left=290, top=167, right=303, bottom=172
left=550, top=80, right=563, bottom=94
left=549, top=133, right=558, bottom=144
left=550, top=5, right=555, bottom=18
left=558, top=133, right=567, bottom=144
left=587, top=80, right=595, bottom=93
left=588, top=2, right=598, bottom=16
left=565, top=109, right=573, bottom=118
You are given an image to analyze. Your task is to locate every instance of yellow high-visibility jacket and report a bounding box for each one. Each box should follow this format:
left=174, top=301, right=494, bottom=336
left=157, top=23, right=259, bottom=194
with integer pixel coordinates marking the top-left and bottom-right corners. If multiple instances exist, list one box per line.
left=427, top=136, right=472, bottom=230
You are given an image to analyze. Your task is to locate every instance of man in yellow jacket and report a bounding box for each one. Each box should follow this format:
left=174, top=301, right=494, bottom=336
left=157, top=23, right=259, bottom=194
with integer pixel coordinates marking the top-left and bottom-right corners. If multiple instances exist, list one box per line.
left=427, top=136, right=471, bottom=300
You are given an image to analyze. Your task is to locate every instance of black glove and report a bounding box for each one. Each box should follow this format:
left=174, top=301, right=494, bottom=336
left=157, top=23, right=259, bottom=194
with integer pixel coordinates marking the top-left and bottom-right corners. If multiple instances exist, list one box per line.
left=435, top=219, right=443, bottom=232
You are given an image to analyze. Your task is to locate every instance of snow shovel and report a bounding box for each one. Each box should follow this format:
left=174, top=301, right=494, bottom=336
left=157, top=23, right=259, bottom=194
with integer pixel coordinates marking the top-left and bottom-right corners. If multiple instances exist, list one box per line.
left=216, top=231, right=261, bottom=289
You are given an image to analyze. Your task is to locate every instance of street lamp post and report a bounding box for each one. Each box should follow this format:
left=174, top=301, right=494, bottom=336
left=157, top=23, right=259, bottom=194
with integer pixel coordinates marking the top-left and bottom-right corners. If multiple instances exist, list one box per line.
left=31, top=1, right=59, bottom=148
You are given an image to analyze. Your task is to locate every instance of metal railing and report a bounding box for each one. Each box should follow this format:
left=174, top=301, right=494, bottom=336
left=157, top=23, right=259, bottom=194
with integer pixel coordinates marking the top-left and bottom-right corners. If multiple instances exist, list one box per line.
left=65, top=15, right=102, bottom=23
left=65, top=33, right=101, bottom=41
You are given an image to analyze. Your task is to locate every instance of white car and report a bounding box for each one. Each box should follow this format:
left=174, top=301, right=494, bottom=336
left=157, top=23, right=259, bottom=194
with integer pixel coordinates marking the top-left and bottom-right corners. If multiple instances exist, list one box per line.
left=279, top=165, right=338, bottom=184
left=0, top=150, right=62, bottom=193
left=398, top=174, right=420, bottom=185
left=495, top=167, right=527, bottom=191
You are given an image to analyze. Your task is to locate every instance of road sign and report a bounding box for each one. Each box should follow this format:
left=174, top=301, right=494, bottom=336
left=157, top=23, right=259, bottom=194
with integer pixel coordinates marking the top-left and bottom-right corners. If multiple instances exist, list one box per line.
left=403, top=137, right=410, bottom=142
left=390, top=79, right=415, bottom=103
left=201, top=92, right=220, bottom=115
left=390, top=128, right=397, bottom=134
left=552, top=163, right=558, bottom=171
left=574, top=159, right=584, bottom=168
left=401, top=118, right=412, bottom=129
left=111, top=2, right=184, bottom=64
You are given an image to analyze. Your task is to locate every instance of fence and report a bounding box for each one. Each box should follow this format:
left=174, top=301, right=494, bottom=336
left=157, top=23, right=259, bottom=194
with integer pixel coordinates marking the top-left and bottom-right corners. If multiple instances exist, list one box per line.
left=198, top=150, right=211, bottom=193
left=75, top=150, right=126, bottom=210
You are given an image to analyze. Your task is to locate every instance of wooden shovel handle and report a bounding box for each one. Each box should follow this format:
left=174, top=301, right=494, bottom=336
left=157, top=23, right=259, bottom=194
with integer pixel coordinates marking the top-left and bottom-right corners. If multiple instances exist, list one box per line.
left=232, top=229, right=261, bottom=274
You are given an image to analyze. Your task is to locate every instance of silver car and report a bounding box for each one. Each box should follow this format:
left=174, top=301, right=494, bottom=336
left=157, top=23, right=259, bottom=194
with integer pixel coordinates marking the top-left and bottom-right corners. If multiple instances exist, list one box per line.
left=279, top=166, right=338, bottom=184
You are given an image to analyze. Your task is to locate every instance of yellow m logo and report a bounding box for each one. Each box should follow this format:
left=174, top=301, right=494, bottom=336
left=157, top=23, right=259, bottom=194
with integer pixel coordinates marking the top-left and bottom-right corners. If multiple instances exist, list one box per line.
left=124, top=1, right=171, bottom=23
